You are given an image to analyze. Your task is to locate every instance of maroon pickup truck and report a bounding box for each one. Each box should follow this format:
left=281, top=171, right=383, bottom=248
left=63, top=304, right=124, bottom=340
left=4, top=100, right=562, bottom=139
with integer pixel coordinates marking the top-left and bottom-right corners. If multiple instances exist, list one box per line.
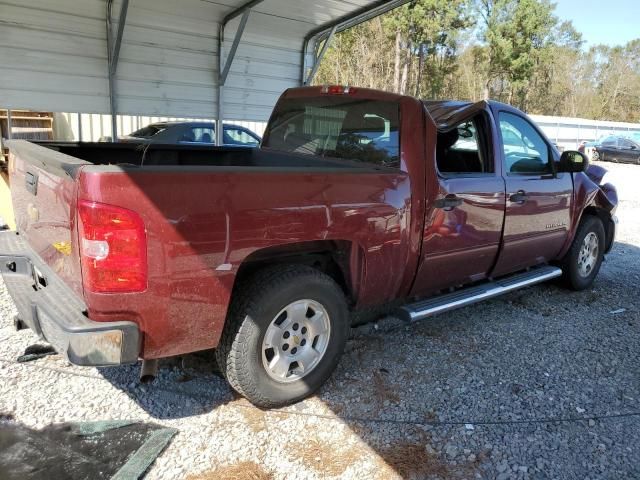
left=1, top=86, right=618, bottom=407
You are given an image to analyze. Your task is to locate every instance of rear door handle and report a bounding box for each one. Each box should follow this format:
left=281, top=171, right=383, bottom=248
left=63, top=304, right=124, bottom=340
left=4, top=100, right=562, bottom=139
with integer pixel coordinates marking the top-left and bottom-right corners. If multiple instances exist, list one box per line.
left=434, top=194, right=463, bottom=211
left=509, top=190, right=528, bottom=204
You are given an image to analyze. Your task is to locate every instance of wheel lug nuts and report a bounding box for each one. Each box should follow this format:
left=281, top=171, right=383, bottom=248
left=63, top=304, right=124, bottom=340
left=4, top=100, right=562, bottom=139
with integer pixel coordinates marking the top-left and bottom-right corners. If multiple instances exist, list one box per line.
left=292, top=323, right=299, bottom=331
left=300, top=339, right=306, bottom=346
left=301, top=327, right=307, bottom=334
left=283, top=331, right=290, bottom=339
left=282, top=344, right=289, bottom=351
left=291, top=347, right=298, bottom=355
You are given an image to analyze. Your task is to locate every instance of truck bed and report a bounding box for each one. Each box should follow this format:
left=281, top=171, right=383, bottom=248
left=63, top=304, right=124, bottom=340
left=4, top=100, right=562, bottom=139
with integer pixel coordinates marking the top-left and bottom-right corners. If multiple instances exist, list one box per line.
left=5, top=139, right=416, bottom=359
left=37, top=141, right=390, bottom=170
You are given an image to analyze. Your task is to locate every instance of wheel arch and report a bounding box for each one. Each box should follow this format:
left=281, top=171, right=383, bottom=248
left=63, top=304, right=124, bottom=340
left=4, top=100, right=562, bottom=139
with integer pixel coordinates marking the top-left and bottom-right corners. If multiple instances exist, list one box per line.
left=560, top=170, right=618, bottom=260
left=581, top=206, right=615, bottom=254
left=232, top=240, right=363, bottom=306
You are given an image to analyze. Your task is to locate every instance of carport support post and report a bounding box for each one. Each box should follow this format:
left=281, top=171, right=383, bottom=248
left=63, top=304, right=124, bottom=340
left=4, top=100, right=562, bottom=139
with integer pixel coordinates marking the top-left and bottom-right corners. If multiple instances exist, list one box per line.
left=217, top=26, right=224, bottom=147
left=217, top=6, right=253, bottom=146
left=77, top=113, right=83, bottom=142
left=299, top=0, right=411, bottom=86
left=6, top=110, right=12, bottom=140
left=106, top=0, right=130, bottom=142
left=303, top=26, right=336, bottom=86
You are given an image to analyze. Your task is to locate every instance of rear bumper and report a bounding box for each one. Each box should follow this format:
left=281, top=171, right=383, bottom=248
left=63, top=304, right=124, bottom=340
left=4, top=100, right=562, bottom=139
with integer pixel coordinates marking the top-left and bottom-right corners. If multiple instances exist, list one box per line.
left=0, top=231, right=140, bottom=366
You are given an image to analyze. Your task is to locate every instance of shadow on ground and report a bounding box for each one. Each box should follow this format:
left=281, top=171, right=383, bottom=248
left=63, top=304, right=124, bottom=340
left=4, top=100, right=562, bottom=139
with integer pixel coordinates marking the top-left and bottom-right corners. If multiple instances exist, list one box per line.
left=95, top=241, right=640, bottom=478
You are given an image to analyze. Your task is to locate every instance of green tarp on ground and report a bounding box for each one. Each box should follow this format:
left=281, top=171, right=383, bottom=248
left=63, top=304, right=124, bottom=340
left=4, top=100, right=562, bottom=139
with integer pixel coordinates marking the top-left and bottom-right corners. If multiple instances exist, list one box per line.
left=0, top=420, right=177, bottom=480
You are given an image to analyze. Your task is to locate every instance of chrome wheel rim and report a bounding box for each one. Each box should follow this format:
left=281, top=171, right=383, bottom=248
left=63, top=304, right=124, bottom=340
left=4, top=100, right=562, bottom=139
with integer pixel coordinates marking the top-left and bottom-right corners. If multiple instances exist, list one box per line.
left=261, top=299, right=331, bottom=383
left=577, top=232, right=599, bottom=278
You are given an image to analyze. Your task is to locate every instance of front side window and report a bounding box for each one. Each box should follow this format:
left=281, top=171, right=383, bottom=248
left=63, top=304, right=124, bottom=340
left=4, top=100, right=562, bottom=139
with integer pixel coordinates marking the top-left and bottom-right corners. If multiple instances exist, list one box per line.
left=601, top=136, right=617, bottom=147
left=499, top=112, right=551, bottom=175
left=183, top=127, right=215, bottom=143
left=619, top=139, right=636, bottom=150
left=263, top=96, right=400, bottom=168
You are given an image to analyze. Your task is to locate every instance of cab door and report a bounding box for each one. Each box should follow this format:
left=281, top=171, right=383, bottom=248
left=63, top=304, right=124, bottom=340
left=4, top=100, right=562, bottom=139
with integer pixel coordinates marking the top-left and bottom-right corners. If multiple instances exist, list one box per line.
left=599, top=136, right=618, bottom=162
left=491, top=110, right=572, bottom=277
left=410, top=108, right=506, bottom=296
left=618, top=138, right=640, bottom=164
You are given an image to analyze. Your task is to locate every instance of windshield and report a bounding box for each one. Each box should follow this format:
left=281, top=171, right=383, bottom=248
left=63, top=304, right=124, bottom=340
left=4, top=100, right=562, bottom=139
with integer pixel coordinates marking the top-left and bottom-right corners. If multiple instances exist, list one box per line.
left=129, top=125, right=167, bottom=138
left=263, top=96, right=400, bottom=168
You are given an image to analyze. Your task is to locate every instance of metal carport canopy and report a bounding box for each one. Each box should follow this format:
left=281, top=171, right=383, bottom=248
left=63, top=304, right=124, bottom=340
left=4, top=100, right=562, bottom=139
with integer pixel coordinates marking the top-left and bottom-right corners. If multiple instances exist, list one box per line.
left=0, top=0, right=409, bottom=140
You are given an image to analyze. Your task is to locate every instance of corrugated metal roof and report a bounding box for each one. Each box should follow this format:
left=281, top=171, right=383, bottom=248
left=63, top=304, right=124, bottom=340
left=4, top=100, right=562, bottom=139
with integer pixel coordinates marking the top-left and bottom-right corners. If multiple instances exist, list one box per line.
left=0, top=0, right=408, bottom=122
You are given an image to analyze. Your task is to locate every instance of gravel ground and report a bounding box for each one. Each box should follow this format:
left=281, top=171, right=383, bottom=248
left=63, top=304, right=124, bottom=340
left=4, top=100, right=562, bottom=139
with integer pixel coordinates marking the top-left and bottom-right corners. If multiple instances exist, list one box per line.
left=1, top=161, right=639, bottom=480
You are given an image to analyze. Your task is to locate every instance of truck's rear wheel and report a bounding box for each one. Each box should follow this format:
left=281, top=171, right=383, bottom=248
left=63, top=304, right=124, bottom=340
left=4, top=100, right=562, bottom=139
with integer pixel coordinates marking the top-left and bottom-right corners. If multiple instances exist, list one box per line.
left=561, top=215, right=605, bottom=290
left=216, top=265, right=349, bottom=408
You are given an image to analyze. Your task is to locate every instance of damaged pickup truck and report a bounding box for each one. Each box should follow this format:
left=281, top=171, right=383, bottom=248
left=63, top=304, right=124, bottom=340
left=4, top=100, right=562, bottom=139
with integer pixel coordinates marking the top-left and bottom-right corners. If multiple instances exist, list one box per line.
left=0, top=86, right=618, bottom=407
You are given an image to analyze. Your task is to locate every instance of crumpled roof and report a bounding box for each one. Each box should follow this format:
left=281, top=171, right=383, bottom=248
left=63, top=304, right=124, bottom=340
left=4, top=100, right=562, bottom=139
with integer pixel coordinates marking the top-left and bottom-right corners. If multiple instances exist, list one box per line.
left=423, top=100, right=487, bottom=131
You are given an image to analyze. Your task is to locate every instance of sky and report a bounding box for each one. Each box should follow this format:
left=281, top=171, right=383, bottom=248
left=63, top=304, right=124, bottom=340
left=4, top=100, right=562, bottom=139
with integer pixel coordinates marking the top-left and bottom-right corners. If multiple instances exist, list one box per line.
left=553, top=0, right=639, bottom=47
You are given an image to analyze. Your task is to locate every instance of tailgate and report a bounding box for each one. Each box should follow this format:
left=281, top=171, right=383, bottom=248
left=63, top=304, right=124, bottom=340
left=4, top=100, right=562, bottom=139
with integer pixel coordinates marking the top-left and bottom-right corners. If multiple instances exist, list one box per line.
left=6, top=140, right=90, bottom=297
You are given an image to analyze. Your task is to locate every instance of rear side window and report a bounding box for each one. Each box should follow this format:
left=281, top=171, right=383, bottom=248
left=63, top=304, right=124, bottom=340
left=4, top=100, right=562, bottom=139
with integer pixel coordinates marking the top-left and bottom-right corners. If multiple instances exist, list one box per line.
left=437, top=115, right=493, bottom=174
left=263, top=97, right=400, bottom=168
left=184, top=127, right=215, bottom=143
left=224, top=127, right=260, bottom=146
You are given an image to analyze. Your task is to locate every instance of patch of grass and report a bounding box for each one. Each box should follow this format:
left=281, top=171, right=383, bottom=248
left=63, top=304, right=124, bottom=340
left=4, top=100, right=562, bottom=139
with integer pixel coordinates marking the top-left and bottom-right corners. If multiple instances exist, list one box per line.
left=376, top=440, right=479, bottom=480
left=238, top=406, right=267, bottom=433
left=376, top=441, right=447, bottom=479
left=187, top=461, right=273, bottom=480
left=293, top=437, right=358, bottom=477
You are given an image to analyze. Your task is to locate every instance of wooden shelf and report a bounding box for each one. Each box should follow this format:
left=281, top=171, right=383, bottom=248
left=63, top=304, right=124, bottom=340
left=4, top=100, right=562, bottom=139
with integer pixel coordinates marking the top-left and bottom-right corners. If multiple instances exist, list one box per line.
left=1, top=110, right=55, bottom=165
left=0, top=116, right=53, bottom=122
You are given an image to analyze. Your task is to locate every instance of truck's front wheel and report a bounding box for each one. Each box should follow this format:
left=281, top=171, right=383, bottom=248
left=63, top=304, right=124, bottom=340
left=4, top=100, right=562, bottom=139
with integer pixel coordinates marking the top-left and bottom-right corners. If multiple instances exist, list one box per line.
left=216, top=265, right=349, bottom=408
left=561, top=215, right=605, bottom=290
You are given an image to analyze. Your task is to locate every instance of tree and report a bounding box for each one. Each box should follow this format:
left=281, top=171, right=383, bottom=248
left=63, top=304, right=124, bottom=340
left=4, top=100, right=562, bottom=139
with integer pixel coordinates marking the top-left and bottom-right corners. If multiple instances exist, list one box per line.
left=527, top=21, right=584, bottom=116
left=314, top=0, right=640, bottom=122
left=316, top=0, right=473, bottom=98
left=477, top=0, right=558, bottom=109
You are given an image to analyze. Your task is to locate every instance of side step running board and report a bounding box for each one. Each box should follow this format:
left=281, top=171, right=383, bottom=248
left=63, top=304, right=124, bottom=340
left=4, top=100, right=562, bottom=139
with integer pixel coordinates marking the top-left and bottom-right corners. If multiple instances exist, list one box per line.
left=399, top=265, right=562, bottom=322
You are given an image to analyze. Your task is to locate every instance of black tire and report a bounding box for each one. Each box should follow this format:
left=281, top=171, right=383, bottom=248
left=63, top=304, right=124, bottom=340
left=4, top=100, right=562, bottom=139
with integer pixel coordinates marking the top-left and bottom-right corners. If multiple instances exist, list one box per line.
left=560, top=215, right=605, bottom=290
left=215, top=265, right=349, bottom=408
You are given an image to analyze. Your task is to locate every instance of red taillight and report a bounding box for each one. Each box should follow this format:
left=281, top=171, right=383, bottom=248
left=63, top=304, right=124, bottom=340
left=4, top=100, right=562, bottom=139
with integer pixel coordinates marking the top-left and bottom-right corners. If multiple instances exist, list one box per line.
left=78, top=200, right=147, bottom=293
left=321, top=85, right=356, bottom=95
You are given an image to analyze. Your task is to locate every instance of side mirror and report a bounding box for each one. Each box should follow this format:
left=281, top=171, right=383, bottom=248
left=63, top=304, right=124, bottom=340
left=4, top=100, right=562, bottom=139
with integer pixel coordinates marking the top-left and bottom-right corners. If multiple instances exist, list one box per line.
left=630, top=145, right=637, bottom=150
left=457, top=126, right=473, bottom=138
left=558, top=150, right=588, bottom=173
